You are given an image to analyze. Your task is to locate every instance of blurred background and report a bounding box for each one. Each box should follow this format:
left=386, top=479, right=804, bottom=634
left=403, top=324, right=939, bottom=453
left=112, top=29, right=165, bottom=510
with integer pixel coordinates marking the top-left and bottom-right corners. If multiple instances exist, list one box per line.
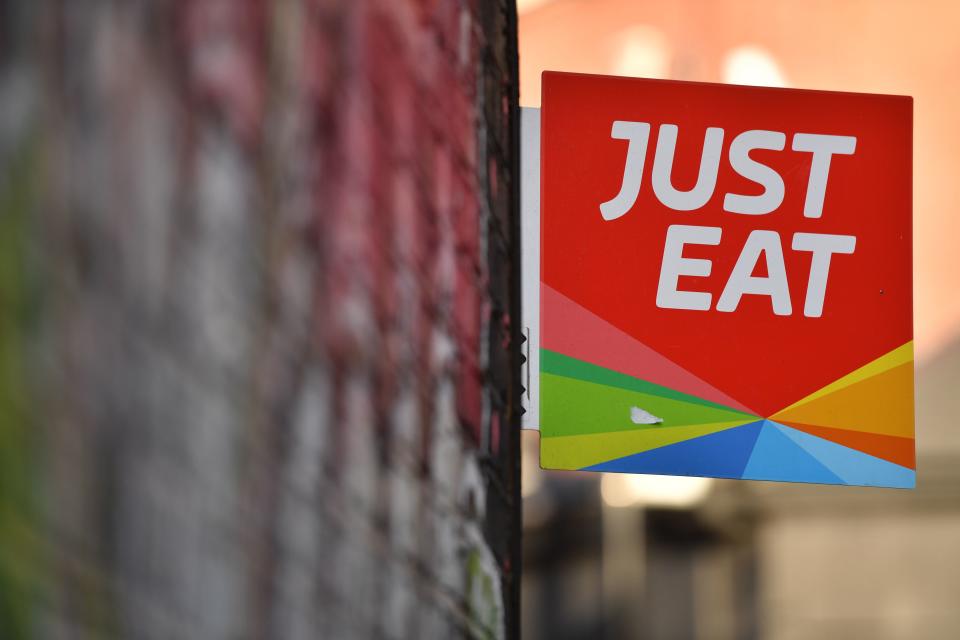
left=0, top=1, right=522, bottom=638
left=0, top=0, right=957, bottom=639
left=519, top=1, right=960, bottom=639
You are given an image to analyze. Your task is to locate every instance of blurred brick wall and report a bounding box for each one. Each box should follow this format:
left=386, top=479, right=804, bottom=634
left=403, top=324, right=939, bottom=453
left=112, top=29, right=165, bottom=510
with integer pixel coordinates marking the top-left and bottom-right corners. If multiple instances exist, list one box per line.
left=0, top=1, right=521, bottom=638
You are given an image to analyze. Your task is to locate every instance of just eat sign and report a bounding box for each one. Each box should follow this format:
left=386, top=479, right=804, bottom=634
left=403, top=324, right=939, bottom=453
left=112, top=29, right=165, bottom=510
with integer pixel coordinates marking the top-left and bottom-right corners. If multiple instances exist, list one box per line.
left=539, top=72, right=914, bottom=488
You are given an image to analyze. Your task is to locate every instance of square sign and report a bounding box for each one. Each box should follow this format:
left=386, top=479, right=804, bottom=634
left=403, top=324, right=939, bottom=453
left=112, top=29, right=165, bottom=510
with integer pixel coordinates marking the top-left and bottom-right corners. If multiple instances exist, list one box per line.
left=540, top=72, right=914, bottom=488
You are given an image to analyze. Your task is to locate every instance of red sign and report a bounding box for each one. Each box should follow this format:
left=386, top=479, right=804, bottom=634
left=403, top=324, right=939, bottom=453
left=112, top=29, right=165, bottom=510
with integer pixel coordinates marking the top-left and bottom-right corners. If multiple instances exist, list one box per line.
left=540, top=72, right=913, bottom=487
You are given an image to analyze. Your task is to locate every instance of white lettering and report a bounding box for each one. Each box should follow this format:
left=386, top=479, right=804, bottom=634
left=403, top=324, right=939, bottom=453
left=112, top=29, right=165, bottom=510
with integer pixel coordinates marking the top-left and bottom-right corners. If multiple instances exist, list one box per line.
left=724, top=130, right=786, bottom=215
left=717, top=230, right=792, bottom=315
left=792, top=232, right=857, bottom=317
left=599, top=121, right=651, bottom=221
left=656, top=225, right=722, bottom=311
left=791, top=133, right=857, bottom=219
left=651, top=125, right=725, bottom=211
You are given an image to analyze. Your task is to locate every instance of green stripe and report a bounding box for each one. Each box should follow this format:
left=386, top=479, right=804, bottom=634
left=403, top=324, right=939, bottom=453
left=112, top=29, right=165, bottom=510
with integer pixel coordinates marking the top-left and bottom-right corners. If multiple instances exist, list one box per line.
left=541, top=348, right=751, bottom=415
left=541, top=372, right=757, bottom=438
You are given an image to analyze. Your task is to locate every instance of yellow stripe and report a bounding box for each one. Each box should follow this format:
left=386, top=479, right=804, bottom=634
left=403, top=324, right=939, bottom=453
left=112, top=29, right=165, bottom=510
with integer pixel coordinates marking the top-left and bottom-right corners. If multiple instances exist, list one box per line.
left=541, top=419, right=756, bottom=470
left=772, top=361, right=914, bottom=439
left=774, top=341, right=913, bottom=415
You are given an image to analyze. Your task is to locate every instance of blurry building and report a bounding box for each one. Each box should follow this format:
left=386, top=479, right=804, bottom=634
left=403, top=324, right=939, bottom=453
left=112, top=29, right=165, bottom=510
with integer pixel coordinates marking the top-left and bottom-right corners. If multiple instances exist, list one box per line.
left=520, top=1, right=960, bottom=639
left=0, top=1, right=522, bottom=639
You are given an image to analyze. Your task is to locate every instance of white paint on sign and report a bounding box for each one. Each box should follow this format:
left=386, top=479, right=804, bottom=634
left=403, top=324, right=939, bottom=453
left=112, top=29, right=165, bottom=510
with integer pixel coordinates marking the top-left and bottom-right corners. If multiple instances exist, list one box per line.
left=630, top=407, right=663, bottom=425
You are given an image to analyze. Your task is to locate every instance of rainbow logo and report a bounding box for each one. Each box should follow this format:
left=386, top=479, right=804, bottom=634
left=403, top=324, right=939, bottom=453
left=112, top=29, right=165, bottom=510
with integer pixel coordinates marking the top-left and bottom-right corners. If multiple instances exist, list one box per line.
left=540, top=285, right=914, bottom=488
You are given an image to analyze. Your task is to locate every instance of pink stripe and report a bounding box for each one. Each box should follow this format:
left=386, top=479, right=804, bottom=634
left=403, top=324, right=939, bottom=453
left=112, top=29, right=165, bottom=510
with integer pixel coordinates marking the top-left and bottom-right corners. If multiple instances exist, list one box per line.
left=542, top=284, right=757, bottom=415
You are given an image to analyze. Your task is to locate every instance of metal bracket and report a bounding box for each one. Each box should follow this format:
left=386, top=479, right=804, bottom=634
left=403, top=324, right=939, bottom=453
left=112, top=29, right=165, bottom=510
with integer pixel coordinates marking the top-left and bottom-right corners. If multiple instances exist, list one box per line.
left=521, top=107, right=540, bottom=430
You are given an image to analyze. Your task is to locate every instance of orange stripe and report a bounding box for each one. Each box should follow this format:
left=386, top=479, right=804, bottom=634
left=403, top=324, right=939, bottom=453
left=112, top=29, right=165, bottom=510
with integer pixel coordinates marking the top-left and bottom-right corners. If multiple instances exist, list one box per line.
left=778, top=421, right=915, bottom=469
left=771, top=362, right=914, bottom=439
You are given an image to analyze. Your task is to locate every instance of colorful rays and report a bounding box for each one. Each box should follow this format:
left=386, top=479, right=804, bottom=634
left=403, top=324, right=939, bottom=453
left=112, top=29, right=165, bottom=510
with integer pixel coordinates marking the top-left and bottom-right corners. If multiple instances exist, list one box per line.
left=541, top=284, right=756, bottom=414
left=771, top=342, right=915, bottom=470
left=539, top=287, right=915, bottom=488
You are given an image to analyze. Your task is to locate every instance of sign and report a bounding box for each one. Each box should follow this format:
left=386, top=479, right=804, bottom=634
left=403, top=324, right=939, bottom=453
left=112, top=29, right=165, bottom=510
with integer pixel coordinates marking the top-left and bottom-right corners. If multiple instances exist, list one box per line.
left=539, top=72, right=914, bottom=488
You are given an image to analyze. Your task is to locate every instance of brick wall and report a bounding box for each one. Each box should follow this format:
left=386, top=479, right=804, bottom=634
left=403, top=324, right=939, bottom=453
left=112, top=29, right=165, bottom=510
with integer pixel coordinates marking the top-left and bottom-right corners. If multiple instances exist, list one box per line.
left=0, top=1, right=521, bottom=638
